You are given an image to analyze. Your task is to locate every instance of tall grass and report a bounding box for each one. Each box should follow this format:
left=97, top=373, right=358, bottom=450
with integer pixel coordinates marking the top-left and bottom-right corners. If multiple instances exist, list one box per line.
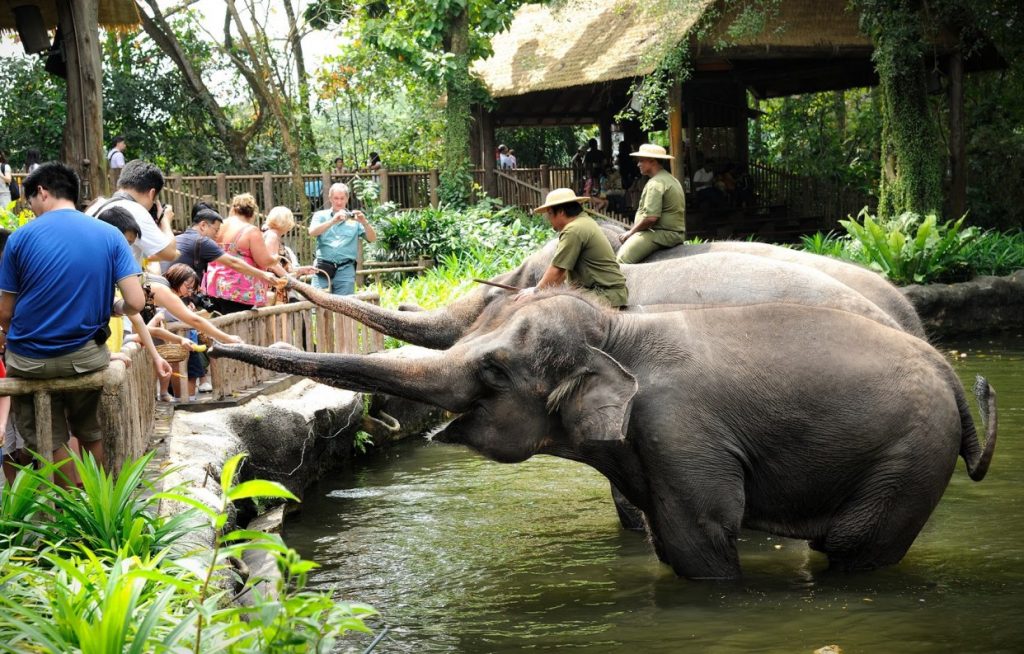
left=0, top=451, right=375, bottom=652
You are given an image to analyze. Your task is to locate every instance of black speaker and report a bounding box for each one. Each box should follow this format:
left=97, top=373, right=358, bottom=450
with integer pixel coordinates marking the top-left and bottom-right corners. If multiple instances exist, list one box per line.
left=44, top=28, right=67, bottom=79
left=12, top=4, right=51, bottom=54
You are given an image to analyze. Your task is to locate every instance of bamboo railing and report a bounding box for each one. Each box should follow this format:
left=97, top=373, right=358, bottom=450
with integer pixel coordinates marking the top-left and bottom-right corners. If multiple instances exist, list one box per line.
left=0, top=343, right=157, bottom=475
left=164, top=295, right=385, bottom=404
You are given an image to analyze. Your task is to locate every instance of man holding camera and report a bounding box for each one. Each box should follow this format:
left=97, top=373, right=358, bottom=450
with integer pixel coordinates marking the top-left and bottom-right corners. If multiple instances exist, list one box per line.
left=87, top=159, right=179, bottom=267
left=308, top=182, right=376, bottom=295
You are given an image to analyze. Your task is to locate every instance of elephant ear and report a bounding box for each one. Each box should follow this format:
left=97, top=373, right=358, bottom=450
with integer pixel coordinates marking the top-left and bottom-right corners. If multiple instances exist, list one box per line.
left=546, top=346, right=637, bottom=443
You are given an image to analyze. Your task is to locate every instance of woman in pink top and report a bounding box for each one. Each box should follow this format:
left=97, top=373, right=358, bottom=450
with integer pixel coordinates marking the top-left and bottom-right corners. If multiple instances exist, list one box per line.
left=203, top=193, right=287, bottom=314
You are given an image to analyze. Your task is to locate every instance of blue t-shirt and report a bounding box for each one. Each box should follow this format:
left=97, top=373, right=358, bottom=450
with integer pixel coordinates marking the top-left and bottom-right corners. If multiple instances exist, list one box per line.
left=310, top=209, right=366, bottom=264
left=0, top=208, right=140, bottom=358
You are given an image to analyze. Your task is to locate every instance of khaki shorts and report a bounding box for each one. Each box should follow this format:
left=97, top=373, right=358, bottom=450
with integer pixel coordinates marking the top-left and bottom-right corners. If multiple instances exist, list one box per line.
left=616, top=229, right=687, bottom=264
left=6, top=340, right=110, bottom=452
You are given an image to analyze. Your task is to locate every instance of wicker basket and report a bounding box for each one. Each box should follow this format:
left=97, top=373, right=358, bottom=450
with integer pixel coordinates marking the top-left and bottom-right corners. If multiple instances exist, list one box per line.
left=155, top=343, right=193, bottom=363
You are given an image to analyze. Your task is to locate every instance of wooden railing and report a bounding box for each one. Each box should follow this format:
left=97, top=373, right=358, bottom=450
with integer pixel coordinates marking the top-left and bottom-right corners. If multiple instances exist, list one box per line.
left=165, top=296, right=384, bottom=403
left=0, top=344, right=157, bottom=475
left=495, top=170, right=544, bottom=211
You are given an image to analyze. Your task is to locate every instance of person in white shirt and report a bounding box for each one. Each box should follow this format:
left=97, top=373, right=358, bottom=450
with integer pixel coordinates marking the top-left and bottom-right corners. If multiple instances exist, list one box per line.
left=107, top=136, right=126, bottom=171
left=86, top=160, right=178, bottom=265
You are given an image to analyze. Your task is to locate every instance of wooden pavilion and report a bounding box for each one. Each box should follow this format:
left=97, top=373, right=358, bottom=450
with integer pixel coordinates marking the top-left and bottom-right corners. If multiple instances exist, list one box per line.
left=1, top=0, right=139, bottom=201
left=471, top=0, right=1002, bottom=238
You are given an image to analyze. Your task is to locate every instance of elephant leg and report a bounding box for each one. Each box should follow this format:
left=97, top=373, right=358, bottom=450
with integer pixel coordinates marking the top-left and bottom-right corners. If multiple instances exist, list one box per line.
left=820, top=447, right=955, bottom=572
left=643, top=468, right=745, bottom=580
left=610, top=482, right=646, bottom=532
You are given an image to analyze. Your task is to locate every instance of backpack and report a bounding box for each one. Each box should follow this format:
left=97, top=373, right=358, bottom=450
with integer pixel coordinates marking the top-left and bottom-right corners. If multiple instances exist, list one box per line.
left=4, top=165, right=18, bottom=201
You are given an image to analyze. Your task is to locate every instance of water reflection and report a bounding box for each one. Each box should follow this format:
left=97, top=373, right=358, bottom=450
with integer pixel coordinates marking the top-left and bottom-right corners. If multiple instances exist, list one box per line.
left=286, top=333, right=1024, bottom=653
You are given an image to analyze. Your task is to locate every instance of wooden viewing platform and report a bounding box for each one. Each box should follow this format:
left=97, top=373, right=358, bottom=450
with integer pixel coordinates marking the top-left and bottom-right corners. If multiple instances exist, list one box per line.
left=0, top=297, right=385, bottom=473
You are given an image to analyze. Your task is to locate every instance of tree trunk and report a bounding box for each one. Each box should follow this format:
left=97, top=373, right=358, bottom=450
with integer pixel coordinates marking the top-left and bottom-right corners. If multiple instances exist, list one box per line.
left=138, top=0, right=253, bottom=170
left=283, top=0, right=318, bottom=163
left=440, top=7, right=472, bottom=207
left=856, top=0, right=943, bottom=218
left=57, top=0, right=105, bottom=201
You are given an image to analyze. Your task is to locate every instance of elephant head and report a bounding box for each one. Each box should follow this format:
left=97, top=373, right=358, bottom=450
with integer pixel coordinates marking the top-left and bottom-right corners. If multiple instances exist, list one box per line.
left=211, top=291, right=642, bottom=468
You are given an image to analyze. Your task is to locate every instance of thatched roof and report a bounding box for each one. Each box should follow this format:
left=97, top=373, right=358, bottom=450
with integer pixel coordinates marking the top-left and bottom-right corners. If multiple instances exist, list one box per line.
left=0, top=0, right=140, bottom=31
left=474, top=0, right=874, bottom=98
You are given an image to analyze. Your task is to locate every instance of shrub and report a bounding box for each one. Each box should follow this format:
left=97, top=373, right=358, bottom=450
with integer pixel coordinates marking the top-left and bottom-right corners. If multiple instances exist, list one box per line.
left=0, top=451, right=376, bottom=652
left=838, top=209, right=979, bottom=284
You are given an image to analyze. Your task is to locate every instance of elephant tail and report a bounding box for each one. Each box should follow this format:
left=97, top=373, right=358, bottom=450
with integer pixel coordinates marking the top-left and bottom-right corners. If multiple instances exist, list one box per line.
left=958, top=375, right=997, bottom=482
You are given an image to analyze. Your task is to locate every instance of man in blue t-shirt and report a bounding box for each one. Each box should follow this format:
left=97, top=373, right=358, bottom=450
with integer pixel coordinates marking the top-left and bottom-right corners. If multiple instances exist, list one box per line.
left=307, top=182, right=376, bottom=295
left=0, top=163, right=144, bottom=472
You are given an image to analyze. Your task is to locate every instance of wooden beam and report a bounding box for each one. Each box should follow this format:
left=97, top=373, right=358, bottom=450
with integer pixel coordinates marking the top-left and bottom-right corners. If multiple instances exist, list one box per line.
left=948, top=51, right=966, bottom=219
left=57, top=0, right=105, bottom=202
left=668, top=80, right=686, bottom=186
left=479, top=108, right=497, bottom=197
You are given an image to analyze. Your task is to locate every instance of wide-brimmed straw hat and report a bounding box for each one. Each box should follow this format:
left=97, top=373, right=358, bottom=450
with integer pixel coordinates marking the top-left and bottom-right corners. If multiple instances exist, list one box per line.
left=534, top=187, right=590, bottom=213
left=630, top=143, right=674, bottom=160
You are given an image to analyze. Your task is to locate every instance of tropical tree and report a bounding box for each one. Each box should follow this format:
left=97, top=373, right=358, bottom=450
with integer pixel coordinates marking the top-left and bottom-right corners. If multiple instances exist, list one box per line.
left=306, top=0, right=536, bottom=206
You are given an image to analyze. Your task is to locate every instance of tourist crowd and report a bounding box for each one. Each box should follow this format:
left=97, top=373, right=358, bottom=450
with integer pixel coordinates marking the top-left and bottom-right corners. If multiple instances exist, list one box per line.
left=0, top=153, right=377, bottom=486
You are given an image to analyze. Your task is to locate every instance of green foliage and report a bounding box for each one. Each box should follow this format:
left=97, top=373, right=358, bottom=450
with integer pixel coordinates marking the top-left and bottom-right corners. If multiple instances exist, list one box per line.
left=0, top=451, right=375, bottom=652
left=494, top=126, right=591, bottom=167
left=798, top=231, right=847, bottom=258
left=370, top=198, right=548, bottom=264
left=0, top=203, right=34, bottom=232
left=0, top=56, right=65, bottom=166
left=839, top=209, right=979, bottom=284
left=751, top=89, right=881, bottom=196
left=957, top=229, right=1024, bottom=277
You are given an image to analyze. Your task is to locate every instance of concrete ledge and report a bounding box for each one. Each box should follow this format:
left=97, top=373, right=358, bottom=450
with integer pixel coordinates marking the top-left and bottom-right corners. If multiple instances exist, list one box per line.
left=903, top=269, right=1024, bottom=340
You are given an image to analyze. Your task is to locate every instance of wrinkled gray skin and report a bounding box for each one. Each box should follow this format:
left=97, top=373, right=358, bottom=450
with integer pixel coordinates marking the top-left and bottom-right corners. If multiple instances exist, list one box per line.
left=285, top=228, right=923, bottom=532
left=210, top=291, right=995, bottom=579
left=286, top=229, right=924, bottom=349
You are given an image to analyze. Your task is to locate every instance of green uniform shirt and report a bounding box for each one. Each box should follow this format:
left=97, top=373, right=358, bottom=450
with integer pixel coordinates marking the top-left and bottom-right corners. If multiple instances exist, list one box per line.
left=635, top=168, right=686, bottom=235
left=551, top=214, right=628, bottom=307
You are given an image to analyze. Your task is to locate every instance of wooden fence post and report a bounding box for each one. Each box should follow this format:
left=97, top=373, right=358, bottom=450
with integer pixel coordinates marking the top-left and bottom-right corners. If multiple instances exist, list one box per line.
left=540, top=165, right=551, bottom=197
left=429, top=169, right=439, bottom=208
left=321, top=170, right=331, bottom=209
left=262, top=172, right=274, bottom=212
left=171, top=174, right=184, bottom=229
left=378, top=168, right=389, bottom=203
left=34, top=392, right=53, bottom=480
left=216, top=173, right=228, bottom=206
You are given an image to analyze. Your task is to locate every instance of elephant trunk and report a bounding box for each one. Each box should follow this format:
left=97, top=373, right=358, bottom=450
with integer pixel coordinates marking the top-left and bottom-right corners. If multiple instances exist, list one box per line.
left=286, top=277, right=483, bottom=349
left=209, top=343, right=478, bottom=412
left=961, top=375, right=998, bottom=481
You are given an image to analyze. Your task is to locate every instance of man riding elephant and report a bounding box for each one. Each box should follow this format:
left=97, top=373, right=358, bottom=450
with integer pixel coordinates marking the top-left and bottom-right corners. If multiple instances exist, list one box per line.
left=517, top=188, right=628, bottom=309
left=616, top=144, right=687, bottom=264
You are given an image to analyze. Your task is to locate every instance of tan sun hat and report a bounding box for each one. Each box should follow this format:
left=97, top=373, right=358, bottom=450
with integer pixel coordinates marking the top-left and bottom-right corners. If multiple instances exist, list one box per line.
left=629, top=143, right=674, bottom=160
left=533, top=187, right=590, bottom=213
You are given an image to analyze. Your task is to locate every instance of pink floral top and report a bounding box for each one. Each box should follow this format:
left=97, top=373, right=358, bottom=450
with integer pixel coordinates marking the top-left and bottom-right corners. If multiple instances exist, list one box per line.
left=203, top=225, right=267, bottom=307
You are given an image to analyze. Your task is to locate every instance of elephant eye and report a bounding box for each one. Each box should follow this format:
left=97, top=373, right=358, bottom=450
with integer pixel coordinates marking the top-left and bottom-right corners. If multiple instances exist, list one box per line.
left=480, top=360, right=510, bottom=389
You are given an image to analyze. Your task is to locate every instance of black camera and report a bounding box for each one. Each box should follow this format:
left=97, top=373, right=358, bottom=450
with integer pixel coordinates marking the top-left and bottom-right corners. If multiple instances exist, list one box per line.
left=191, top=292, right=216, bottom=314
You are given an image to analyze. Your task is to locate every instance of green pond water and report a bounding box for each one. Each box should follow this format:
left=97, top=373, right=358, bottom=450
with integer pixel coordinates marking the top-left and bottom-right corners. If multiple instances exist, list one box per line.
left=285, top=333, right=1024, bottom=653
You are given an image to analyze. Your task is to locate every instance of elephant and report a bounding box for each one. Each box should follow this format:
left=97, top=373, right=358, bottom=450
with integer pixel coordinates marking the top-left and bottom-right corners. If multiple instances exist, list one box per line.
left=286, top=240, right=921, bottom=350
left=210, top=289, right=996, bottom=579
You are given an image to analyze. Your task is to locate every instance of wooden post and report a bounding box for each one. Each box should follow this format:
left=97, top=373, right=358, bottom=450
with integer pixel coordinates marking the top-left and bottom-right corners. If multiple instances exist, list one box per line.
left=171, top=174, right=183, bottom=228
left=429, top=169, right=440, bottom=207
left=668, top=80, right=686, bottom=187
left=949, top=51, right=966, bottom=219
left=56, top=0, right=105, bottom=203
left=378, top=168, right=389, bottom=204
left=262, top=172, right=274, bottom=212
left=735, top=83, right=749, bottom=167
left=540, top=165, right=551, bottom=197
left=216, top=173, right=228, bottom=206
left=34, top=392, right=54, bottom=480
left=686, top=91, right=698, bottom=176
left=480, top=109, right=497, bottom=197
left=321, top=170, right=331, bottom=208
